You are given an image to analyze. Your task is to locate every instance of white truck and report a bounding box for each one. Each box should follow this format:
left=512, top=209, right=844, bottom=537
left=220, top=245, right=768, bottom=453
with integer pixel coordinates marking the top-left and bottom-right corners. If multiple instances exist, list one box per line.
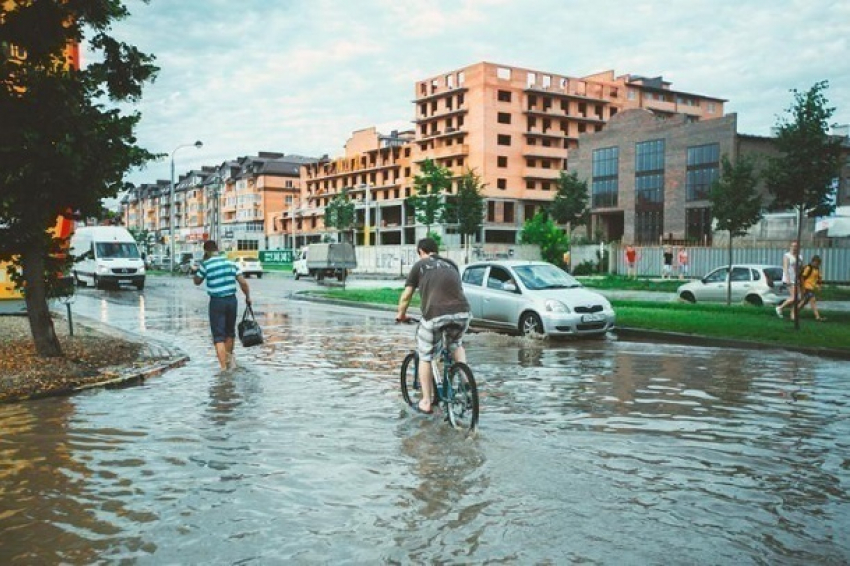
left=70, top=226, right=146, bottom=290
left=293, top=243, right=357, bottom=282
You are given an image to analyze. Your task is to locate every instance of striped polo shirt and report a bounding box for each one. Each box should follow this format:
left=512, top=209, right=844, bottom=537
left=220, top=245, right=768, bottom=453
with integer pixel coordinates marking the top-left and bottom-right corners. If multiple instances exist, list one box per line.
left=197, top=255, right=242, bottom=297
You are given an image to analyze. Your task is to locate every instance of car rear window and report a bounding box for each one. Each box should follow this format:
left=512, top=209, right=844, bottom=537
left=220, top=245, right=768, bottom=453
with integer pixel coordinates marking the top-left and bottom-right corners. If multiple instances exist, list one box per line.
left=462, top=266, right=486, bottom=286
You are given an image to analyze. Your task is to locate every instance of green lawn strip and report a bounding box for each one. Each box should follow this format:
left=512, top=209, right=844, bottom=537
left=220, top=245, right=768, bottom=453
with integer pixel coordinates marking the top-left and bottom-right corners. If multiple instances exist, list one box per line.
left=308, top=288, right=848, bottom=352
left=611, top=299, right=850, bottom=351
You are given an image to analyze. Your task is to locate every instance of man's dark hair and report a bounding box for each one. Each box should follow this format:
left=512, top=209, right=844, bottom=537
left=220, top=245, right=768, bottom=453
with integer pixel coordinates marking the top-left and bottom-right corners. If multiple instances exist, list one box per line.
left=417, top=237, right=438, bottom=255
left=203, top=240, right=218, bottom=252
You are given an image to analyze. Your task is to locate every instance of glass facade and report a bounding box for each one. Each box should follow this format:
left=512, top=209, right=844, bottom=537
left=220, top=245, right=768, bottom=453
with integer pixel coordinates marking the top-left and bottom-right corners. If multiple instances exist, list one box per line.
left=635, top=139, right=665, bottom=205
left=686, top=143, right=720, bottom=201
left=591, top=147, right=619, bottom=208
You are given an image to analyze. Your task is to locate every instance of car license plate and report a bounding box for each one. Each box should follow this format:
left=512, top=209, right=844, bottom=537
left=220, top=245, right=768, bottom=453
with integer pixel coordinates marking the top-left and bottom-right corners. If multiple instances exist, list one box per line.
left=119, top=279, right=131, bottom=284
left=581, top=314, right=603, bottom=322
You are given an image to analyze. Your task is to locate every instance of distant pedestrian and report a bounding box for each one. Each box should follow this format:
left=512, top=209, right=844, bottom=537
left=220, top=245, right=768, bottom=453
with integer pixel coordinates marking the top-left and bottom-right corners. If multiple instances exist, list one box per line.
left=796, top=255, right=825, bottom=321
left=677, top=247, right=689, bottom=280
left=193, top=240, right=252, bottom=371
left=625, top=245, right=638, bottom=278
left=662, top=245, right=674, bottom=279
left=776, top=241, right=802, bottom=319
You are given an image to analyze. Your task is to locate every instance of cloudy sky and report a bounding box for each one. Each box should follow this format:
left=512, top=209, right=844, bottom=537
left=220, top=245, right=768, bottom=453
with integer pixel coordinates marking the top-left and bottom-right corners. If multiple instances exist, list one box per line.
left=101, top=0, right=850, bottom=191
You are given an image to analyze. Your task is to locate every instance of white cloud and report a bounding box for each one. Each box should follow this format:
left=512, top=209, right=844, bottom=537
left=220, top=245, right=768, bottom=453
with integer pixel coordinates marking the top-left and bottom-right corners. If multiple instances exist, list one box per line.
left=104, top=0, right=850, bottom=186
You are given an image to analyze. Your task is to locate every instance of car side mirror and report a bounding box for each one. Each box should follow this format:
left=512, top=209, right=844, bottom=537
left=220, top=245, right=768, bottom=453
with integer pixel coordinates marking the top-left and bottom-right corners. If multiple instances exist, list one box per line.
left=502, top=282, right=518, bottom=293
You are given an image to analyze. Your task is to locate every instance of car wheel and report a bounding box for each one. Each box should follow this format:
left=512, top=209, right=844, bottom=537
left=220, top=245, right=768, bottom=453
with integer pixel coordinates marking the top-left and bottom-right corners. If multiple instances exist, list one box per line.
left=73, top=271, right=84, bottom=287
left=679, top=291, right=696, bottom=304
left=745, top=295, right=763, bottom=307
left=294, top=271, right=300, bottom=280
left=519, top=312, right=544, bottom=337
left=257, top=273, right=263, bottom=279
left=93, top=275, right=101, bottom=290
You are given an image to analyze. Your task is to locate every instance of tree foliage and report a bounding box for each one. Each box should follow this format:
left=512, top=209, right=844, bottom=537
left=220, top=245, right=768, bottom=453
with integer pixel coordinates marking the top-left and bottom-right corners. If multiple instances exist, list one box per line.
left=550, top=170, right=589, bottom=230
left=519, top=212, right=569, bottom=267
left=444, top=169, right=484, bottom=259
left=765, top=81, right=842, bottom=219
left=324, top=187, right=356, bottom=243
left=407, top=158, right=451, bottom=235
left=1, top=1, right=159, bottom=356
left=708, top=154, right=763, bottom=305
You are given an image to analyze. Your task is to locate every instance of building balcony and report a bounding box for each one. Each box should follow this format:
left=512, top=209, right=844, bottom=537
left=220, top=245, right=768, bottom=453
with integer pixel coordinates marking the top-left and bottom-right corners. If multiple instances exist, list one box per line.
left=413, top=107, right=468, bottom=124
left=522, top=145, right=568, bottom=160
left=414, top=144, right=470, bottom=163
left=522, top=168, right=560, bottom=181
left=643, top=98, right=676, bottom=114
left=417, top=127, right=468, bottom=143
left=412, top=86, right=468, bottom=104
left=524, top=85, right=609, bottom=104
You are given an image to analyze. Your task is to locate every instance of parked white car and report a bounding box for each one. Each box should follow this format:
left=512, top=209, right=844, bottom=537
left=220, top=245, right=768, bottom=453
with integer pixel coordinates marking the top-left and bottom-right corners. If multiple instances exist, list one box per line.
left=461, top=260, right=616, bottom=338
left=677, top=264, right=788, bottom=306
left=235, top=256, right=263, bottom=278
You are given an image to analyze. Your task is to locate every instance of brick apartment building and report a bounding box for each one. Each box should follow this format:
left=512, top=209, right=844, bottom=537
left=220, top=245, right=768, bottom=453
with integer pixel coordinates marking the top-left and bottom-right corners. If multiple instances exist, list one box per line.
left=275, top=61, right=726, bottom=248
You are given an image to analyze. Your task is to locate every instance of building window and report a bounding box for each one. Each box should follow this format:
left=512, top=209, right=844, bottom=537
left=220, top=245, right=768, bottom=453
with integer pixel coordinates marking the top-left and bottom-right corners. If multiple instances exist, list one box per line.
left=497, top=156, right=508, bottom=168
left=628, top=89, right=636, bottom=101
left=497, top=178, right=507, bottom=190
left=504, top=202, right=515, bottom=223
left=237, top=239, right=259, bottom=251
left=497, top=112, right=512, bottom=124
left=497, top=90, right=512, bottom=102
left=526, top=180, right=536, bottom=189
left=487, top=200, right=496, bottom=222
left=592, top=146, right=619, bottom=208
left=635, top=210, right=663, bottom=244
left=497, top=134, right=511, bottom=146
left=686, top=143, right=720, bottom=201
left=497, top=67, right=511, bottom=80
left=686, top=207, right=712, bottom=244
left=635, top=139, right=665, bottom=205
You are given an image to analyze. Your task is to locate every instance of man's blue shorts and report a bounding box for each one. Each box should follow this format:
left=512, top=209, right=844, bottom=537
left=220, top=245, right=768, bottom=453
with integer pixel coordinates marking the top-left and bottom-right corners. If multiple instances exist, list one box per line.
left=209, top=295, right=237, bottom=343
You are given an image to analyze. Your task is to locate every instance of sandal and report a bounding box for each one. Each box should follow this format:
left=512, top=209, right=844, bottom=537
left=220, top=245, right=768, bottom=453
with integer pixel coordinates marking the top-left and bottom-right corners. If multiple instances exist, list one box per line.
left=816, top=317, right=827, bottom=322
left=412, top=404, right=434, bottom=415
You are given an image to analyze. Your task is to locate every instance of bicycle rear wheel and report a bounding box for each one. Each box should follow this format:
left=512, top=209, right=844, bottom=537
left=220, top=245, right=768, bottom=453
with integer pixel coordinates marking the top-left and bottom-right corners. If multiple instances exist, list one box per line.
left=400, top=352, right=419, bottom=406
left=446, top=362, right=479, bottom=432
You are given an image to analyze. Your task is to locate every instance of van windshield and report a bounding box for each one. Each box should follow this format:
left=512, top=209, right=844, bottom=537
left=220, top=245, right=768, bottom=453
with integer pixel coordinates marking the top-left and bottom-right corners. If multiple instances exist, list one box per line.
left=96, top=242, right=141, bottom=259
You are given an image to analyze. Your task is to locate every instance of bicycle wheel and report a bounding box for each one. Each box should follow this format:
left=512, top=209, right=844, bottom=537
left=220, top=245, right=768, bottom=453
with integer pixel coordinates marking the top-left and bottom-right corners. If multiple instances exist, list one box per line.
left=400, top=352, right=419, bottom=406
left=446, top=362, right=479, bottom=432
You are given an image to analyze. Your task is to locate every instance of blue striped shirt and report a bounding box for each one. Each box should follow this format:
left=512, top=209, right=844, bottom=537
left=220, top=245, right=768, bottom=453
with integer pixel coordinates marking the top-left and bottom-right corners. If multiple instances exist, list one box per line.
left=197, top=256, right=242, bottom=297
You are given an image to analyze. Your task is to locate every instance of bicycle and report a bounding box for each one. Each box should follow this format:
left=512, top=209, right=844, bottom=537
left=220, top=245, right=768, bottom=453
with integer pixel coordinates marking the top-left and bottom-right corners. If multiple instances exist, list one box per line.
left=397, top=317, right=479, bottom=433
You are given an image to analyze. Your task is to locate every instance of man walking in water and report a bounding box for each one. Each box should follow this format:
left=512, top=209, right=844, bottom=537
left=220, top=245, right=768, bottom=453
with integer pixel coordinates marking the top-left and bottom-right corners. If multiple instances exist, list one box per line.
left=193, top=240, right=252, bottom=371
left=396, top=237, right=471, bottom=415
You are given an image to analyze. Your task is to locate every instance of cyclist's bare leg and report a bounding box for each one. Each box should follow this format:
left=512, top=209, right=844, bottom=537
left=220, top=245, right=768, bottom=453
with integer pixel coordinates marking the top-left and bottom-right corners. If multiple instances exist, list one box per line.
left=418, top=360, right=434, bottom=413
left=451, top=346, right=467, bottom=364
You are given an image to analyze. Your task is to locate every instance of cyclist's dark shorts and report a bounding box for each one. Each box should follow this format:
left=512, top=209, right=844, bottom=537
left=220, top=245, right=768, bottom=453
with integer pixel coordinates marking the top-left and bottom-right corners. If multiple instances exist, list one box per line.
left=416, top=312, right=471, bottom=361
left=209, top=295, right=238, bottom=343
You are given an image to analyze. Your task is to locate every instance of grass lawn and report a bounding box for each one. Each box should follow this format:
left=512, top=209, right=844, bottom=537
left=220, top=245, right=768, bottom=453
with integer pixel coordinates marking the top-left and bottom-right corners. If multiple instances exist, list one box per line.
left=309, top=287, right=850, bottom=353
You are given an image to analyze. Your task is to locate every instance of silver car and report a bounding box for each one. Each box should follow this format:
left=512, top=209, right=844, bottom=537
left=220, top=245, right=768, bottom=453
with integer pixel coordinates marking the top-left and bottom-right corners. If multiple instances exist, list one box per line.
left=677, top=264, right=788, bottom=306
left=461, top=260, right=616, bottom=338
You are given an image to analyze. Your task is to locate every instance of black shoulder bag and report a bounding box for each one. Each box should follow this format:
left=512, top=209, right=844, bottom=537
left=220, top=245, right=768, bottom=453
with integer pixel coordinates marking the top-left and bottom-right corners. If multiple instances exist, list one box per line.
left=237, top=304, right=264, bottom=347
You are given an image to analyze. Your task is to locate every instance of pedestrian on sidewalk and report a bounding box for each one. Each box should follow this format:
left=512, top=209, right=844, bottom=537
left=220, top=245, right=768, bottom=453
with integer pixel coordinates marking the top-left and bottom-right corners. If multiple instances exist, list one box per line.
left=677, top=247, right=689, bottom=280
left=662, top=245, right=674, bottom=279
left=193, top=240, right=252, bottom=371
left=796, top=255, right=825, bottom=321
left=625, top=245, right=638, bottom=278
left=776, top=241, right=802, bottom=319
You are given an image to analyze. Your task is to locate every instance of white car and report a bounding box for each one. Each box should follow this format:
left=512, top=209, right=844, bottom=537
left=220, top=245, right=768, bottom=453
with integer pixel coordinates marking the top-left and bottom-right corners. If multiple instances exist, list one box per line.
left=677, top=264, right=788, bottom=306
left=235, top=256, right=263, bottom=278
left=461, top=260, right=616, bottom=338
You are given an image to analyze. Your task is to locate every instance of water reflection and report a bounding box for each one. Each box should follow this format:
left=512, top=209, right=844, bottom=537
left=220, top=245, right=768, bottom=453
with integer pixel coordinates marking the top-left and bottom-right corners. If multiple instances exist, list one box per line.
left=1, top=281, right=847, bottom=563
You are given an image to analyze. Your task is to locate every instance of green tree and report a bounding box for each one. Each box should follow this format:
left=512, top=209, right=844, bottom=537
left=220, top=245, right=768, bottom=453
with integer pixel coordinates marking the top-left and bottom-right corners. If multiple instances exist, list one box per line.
left=407, top=158, right=451, bottom=236
left=708, top=154, right=763, bottom=305
left=765, top=81, right=842, bottom=328
left=324, top=187, right=356, bottom=243
left=519, top=212, right=569, bottom=267
left=444, top=170, right=485, bottom=262
left=550, top=170, right=589, bottom=236
left=0, top=1, right=159, bottom=356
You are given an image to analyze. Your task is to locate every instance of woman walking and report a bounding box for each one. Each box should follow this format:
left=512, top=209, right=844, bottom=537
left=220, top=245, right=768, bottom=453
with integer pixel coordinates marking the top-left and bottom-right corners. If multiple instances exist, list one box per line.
left=775, top=241, right=802, bottom=319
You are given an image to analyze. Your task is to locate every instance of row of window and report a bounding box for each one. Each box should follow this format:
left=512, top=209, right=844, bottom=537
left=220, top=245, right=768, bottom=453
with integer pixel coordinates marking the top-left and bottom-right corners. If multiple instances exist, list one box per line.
left=590, top=142, right=720, bottom=209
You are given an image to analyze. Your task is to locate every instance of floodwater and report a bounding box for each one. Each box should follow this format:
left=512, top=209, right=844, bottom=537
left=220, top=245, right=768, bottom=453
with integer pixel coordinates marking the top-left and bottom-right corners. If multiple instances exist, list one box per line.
left=0, top=276, right=848, bottom=564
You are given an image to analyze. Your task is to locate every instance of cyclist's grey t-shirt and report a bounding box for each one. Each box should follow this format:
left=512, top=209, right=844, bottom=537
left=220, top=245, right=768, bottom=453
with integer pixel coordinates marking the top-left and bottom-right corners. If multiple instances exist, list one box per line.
left=405, top=255, right=470, bottom=321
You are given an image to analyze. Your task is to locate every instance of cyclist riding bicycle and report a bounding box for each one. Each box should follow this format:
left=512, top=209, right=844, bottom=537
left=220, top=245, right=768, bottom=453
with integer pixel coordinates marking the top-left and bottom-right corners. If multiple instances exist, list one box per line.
left=396, top=237, right=471, bottom=415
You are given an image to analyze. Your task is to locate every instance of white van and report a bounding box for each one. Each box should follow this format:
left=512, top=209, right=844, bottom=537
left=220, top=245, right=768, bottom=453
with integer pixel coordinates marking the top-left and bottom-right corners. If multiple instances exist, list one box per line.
left=70, top=226, right=146, bottom=290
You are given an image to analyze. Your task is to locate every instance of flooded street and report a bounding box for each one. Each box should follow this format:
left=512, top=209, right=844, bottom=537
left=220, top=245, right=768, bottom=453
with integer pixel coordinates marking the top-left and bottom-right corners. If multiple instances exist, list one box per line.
left=1, top=275, right=848, bottom=563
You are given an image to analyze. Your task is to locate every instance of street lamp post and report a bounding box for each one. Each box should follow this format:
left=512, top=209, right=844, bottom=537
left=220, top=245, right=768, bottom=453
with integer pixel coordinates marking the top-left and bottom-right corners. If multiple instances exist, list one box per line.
left=170, top=140, right=203, bottom=271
